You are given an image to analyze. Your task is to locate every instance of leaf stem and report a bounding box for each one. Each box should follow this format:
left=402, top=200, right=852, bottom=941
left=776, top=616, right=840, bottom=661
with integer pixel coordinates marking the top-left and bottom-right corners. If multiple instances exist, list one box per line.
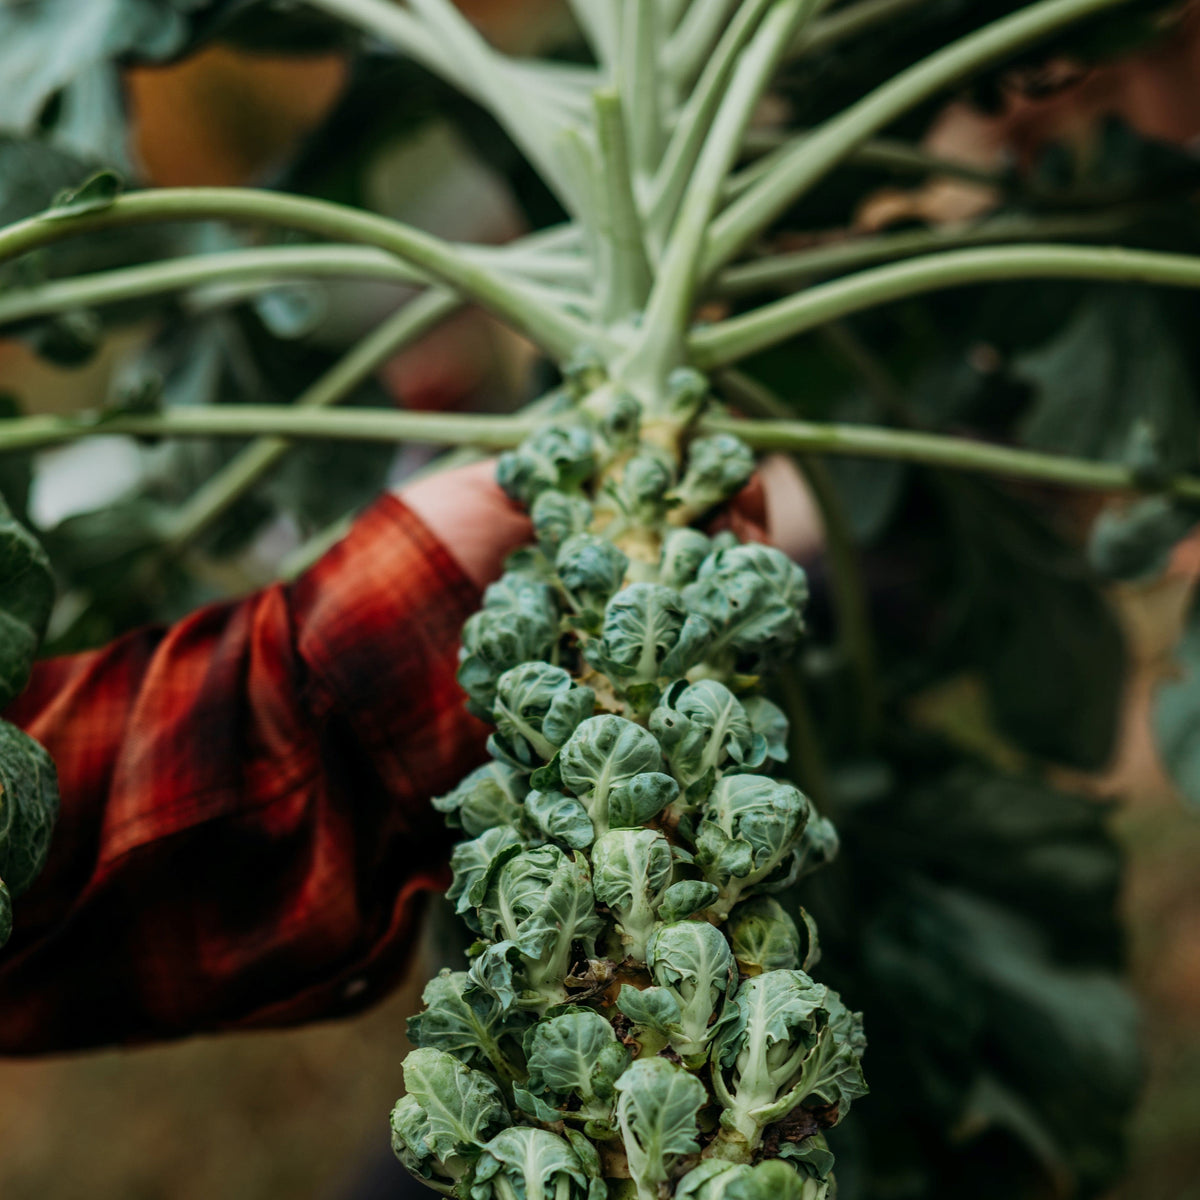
left=693, top=243, right=1200, bottom=366
left=714, top=210, right=1141, bottom=298
left=790, top=0, right=931, bottom=58
left=9, top=405, right=1200, bottom=504
left=0, top=189, right=602, bottom=361
left=162, top=289, right=462, bottom=555
left=704, top=0, right=1139, bottom=273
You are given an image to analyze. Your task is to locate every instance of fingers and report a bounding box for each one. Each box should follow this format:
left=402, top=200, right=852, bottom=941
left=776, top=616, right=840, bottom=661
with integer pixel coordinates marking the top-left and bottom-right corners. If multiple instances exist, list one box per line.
left=719, top=456, right=823, bottom=561
left=398, top=460, right=532, bottom=591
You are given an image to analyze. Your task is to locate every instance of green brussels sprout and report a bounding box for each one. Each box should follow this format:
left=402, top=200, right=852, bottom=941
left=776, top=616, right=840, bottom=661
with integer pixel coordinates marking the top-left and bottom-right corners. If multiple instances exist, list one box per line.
left=585, top=583, right=712, bottom=686
left=515, top=1008, right=630, bottom=1131
left=498, top=423, right=597, bottom=505
left=491, top=662, right=595, bottom=770
left=390, top=1048, right=511, bottom=1192
left=475, top=844, right=605, bottom=1010
left=683, top=545, right=808, bottom=669
left=407, top=969, right=531, bottom=1083
left=556, top=533, right=629, bottom=625
left=470, top=1126, right=605, bottom=1200
left=677, top=1158, right=828, bottom=1200
left=644, top=918, right=738, bottom=1064
left=659, top=528, right=713, bottom=589
left=712, top=971, right=867, bottom=1152
left=434, top=763, right=531, bottom=838
left=657, top=880, right=720, bottom=923
left=524, top=789, right=595, bottom=850
left=459, top=573, right=560, bottom=716
left=695, top=775, right=813, bottom=918
left=674, top=434, right=755, bottom=518
left=531, top=490, right=593, bottom=555
left=557, top=715, right=665, bottom=835
left=615, top=1057, right=706, bottom=1200
left=591, top=828, right=674, bottom=962
left=650, top=680, right=768, bottom=799
left=726, top=898, right=803, bottom=977
left=447, top=826, right=525, bottom=926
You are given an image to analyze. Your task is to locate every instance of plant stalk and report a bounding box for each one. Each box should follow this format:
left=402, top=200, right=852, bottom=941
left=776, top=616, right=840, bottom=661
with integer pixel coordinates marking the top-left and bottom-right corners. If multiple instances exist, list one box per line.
left=693, top=243, right=1200, bottom=365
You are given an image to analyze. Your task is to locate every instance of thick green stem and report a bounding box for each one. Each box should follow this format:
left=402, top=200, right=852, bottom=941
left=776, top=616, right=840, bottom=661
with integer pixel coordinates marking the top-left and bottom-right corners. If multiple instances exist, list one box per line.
left=0, top=189, right=601, bottom=362
left=0, top=407, right=535, bottom=454
left=163, top=290, right=462, bottom=555
left=706, top=415, right=1200, bottom=502
left=0, top=242, right=588, bottom=329
left=693, top=243, right=1200, bottom=366
left=715, top=210, right=1142, bottom=298
left=624, top=0, right=817, bottom=399
left=9, top=404, right=1200, bottom=504
left=704, top=0, right=1138, bottom=273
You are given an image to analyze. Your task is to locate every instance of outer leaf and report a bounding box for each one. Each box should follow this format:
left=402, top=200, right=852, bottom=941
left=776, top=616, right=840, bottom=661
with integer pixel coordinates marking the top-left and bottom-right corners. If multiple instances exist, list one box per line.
left=447, top=826, right=525, bottom=927
left=491, top=662, right=595, bottom=770
left=615, top=1057, right=706, bottom=1200
left=658, top=880, right=719, bottom=924
left=591, top=829, right=674, bottom=962
left=659, top=529, right=713, bottom=589
left=433, top=763, right=531, bottom=838
left=651, top=680, right=764, bottom=791
left=525, top=790, right=596, bottom=850
left=0, top=495, right=55, bottom=710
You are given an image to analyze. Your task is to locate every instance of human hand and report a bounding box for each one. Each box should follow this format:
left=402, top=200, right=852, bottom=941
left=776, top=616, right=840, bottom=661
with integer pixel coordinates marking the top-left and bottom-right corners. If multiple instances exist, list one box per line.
left=398, top=454, right=822, bottom=592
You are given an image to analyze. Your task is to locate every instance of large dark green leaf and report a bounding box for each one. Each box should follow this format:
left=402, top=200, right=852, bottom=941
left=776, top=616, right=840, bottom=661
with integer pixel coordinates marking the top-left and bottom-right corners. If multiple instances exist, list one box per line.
left=0, top=494, right=54, bottom=711
left=952, top=483, right=1126, bottom=770
left=1153, top=588, right=1200, bottom=808
left=1016, top=289, right=1200, bottom=474
left=0, top=721, right=60, bottom=949
left=806, top=747, right=1136, bottom=1200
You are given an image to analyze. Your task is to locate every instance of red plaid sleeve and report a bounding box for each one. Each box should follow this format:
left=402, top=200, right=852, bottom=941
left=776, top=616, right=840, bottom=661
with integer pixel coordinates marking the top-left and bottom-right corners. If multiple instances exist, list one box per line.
left=0, top=494, right=489, bottom=1054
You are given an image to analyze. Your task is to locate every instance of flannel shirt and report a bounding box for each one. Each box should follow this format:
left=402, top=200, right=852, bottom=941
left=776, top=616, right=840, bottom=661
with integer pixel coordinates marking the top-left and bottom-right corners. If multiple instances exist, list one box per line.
left=0, top=494, right=489, bottom=1054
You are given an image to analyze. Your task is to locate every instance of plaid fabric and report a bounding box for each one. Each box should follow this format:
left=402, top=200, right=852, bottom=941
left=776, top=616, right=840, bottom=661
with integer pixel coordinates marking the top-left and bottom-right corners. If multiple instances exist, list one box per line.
left=0, top=495, right=489, bottom=1054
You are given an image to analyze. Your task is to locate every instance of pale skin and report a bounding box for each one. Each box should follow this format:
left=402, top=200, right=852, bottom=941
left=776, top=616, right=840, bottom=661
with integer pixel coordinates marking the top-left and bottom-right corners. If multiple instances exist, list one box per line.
left=399, top=456, right=822, bottom=592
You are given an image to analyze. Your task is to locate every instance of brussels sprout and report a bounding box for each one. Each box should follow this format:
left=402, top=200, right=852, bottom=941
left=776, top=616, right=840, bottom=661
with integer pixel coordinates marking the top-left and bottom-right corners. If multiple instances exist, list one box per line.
left=615, top=1058, right=706, bottom=1200
left=585, top=583, right=712, bottom=686
left=712, top=971, right=867, bottom=1152
left=558, top=715, right=665, bottom=835
left=470, top=1126, right=604, bottom=1200
left=532, top=490, right=593, bottom=555
left=447, top=826, right=525, bottom=926
left=659, top=528, right=713, bottom=589
left=726, top=898, right=802, bottom=977
left=658, top=880, right=720, bottom=923
left=677, top=1159, right=828, bottom=1200
left=407, top=970, right=531, bottom=1083
left=459, top=573, right=560, bottom=716
left=498, top=423, right=597, bottom=505
left=591, top=829, right=674, bottom=962
left=434, top=763, right=531, bottom=838
left=651, top=680, right=768, bottom=797
left=390, top=1048, right=511, bottom=1192
left=491, top=662, right=596, bottom=770
left=683, top=545, right=808, bottom=670
left=475, top=844, right=605, bottom=1009
left=695, top=775, right=813, bottom=918
left=556, top=534, right=629, bottom=625
left=645, top=919, right=738, bottom=1064
left=516, top=1008, right=630, bottom=1131
left=525, top=789, right=596, bottom=850
left=673, top=434, right=755, bottom=518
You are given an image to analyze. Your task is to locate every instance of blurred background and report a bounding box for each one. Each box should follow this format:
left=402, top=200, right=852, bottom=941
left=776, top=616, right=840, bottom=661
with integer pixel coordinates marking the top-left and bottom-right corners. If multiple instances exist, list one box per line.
left=2, top=2, right=1200, bottom=1198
